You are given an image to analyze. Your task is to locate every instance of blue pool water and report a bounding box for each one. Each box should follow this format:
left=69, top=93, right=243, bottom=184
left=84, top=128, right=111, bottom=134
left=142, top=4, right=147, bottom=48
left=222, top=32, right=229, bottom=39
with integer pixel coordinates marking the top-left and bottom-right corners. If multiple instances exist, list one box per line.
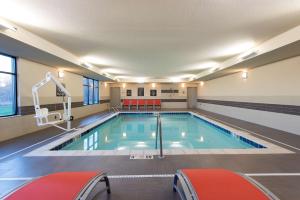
left=60, top=113, right=264, bottom=151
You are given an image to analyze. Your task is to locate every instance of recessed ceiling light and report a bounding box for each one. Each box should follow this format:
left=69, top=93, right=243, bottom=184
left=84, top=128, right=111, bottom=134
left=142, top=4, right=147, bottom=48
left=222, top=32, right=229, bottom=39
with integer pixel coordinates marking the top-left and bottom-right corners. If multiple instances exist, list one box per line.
left=0, top=21, right=17, bottom=31
left=217, top=41, right=255, bottom=57
left=82, top=56, right=114, bottom=66
left=137, top=78, right=145, bottom=83
left=81, top=62, right=93, bottom=69
left=187, top=61, right=219, bottom=70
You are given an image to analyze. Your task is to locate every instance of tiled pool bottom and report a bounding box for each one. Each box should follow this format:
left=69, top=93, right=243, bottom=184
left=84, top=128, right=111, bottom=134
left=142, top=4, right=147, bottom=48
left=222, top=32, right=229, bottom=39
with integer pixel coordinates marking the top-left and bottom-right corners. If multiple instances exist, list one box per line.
left=25, top=112, right=293, bottom=157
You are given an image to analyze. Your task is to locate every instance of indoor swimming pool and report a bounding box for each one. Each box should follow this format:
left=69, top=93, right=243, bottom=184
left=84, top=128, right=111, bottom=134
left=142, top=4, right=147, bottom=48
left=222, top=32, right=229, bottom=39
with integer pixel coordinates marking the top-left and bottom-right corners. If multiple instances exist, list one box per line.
left=54, top=113, right=265, bottom=151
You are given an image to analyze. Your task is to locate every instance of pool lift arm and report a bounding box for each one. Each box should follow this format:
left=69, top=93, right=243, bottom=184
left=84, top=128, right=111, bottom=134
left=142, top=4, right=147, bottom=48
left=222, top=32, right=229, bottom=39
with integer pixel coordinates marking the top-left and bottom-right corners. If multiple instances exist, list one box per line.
left=32, top=72, right=73, bottom=131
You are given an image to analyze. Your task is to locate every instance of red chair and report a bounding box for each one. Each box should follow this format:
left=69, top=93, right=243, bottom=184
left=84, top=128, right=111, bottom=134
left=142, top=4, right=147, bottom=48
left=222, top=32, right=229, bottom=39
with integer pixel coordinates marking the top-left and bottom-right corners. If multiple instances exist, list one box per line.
left=154, top=99, right=161, bottom=110
left=138, top=99, right=146, bottom=110
left=147, top=99, right=154, bottom=110
left=173, top=169, right=277, bottom=200
left=4, top=171, right=110, bottom=200
left=122, top=99, right=130, bottom=110
left=130, top=99, right=138, bottom=110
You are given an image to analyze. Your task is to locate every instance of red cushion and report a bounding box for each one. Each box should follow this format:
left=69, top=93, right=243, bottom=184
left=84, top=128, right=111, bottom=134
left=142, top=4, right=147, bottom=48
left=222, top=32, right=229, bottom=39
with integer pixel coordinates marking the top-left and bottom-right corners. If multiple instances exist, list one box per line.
left=138, top=99, right=145, bottom=105
left=123, top=99, right=130, bottom=106
left=147, top=99, right=154, bottom=105
left=5, top=172, right=100, bottom=200
left=130, top=99, right=137, bottom=105
left=181, top=169, right=269, bottom=200
left=154, top=99, right=161, bottom=105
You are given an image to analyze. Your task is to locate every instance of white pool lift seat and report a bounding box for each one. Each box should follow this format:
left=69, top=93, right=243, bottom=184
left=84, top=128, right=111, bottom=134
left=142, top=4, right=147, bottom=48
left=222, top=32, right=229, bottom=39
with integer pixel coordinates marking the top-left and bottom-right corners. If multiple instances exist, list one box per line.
left=32, top=72, right=73, bottom=131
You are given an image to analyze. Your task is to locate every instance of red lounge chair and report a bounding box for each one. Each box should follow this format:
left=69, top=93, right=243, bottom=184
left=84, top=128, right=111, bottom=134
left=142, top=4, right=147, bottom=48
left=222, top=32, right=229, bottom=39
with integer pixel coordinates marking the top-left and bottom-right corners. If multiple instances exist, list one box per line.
left=173, top=169, right=278, bottom=200
left=154, top=99, right=161, bottom=109
left=138, top=99, right=146, bottom=110
left=122, top=99, right=130, bottom=110
left=130, top=99, right=138, bottom=110
left=4, top=171, right=111, bottom=200
left=147, top=99, right=154, bottom=110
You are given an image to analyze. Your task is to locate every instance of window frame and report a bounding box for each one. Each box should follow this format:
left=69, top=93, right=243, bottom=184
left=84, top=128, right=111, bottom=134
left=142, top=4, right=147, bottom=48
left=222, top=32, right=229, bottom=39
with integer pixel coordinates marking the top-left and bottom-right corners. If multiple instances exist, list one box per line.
left=0, top=53, right=17, bottom=117
left=83, top=77, right=99, bottom=105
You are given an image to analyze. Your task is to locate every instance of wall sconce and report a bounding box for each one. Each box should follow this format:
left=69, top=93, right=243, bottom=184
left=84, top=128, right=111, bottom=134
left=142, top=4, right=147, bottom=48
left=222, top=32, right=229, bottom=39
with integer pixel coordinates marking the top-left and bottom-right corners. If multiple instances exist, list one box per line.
left=122, top=83, right=126, bottom=88
left=58, top=70, right=64, bottom=78
left=104, top=82, right=107, bottom=87
left=181, top=83, right=185, bottom=88
left=200, top=81, right=204, bottom=87
left=151, top=83, right=156, bottom=88
left=242, top=71, right=248, bottom=79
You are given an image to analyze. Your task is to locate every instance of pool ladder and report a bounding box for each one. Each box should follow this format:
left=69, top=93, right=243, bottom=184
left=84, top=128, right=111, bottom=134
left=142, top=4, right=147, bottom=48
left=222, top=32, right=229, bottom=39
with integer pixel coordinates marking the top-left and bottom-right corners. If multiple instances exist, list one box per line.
left=156, top=113, right=164, bottom=159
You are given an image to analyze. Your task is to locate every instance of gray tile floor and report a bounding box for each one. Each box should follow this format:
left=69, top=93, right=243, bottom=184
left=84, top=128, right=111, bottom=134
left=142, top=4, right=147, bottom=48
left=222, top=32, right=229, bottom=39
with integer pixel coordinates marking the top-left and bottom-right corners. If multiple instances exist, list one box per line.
left=0, top=109, right=300, bottom=200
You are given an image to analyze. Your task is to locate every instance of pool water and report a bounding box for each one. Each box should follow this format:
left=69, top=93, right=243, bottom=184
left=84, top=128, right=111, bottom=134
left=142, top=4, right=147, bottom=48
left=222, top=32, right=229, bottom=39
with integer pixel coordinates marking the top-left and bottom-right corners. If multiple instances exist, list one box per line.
left=61, top=113, right=262, bottom=151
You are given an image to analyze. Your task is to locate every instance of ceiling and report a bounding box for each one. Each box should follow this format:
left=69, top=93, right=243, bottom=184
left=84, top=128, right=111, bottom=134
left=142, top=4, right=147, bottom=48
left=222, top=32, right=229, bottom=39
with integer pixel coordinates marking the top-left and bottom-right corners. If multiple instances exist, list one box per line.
left=1, top=0, right=300, bottom=82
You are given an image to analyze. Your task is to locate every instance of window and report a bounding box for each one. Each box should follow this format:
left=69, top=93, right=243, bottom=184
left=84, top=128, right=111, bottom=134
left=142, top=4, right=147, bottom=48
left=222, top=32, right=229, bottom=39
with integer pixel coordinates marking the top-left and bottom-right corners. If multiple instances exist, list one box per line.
left=83, top=77, right=99, bottom=105
left=0, top=54, right=17, bottom=117
left=137, top=88, right=144, bottom=96
left=150, top=89, right=157, bottom=96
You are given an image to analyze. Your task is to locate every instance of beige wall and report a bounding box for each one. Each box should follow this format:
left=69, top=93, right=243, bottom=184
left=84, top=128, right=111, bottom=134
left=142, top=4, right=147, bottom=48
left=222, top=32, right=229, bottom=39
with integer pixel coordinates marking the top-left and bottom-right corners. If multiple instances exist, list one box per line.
left=0, top=58, right=110, bottom=142
left=110, top=83, right=198, bottom=108
left=197, top=56, right=300, bottom=135
left=198, top=56, right=300, bottom=105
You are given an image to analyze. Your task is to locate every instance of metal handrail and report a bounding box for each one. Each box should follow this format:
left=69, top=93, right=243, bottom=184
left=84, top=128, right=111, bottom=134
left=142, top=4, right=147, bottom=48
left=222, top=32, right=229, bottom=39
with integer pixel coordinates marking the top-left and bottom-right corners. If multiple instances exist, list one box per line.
left=156, top=113, right=164, bottom=159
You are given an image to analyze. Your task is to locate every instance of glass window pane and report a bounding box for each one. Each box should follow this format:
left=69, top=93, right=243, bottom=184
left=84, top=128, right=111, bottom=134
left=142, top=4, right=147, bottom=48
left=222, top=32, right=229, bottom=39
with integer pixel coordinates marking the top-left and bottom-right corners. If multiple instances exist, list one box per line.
left=94, top=80, right=99, bottom=88
left=83, top=86, right=88, bottom=105
left=94, top=87, right=99, bottom=104
left=89, top=80, right=93, bottom=105
left=89, top=79, right=93, bottom=87
left=0, top=74, right=16, bottom=116
left=0, top=55, right=14, bottom=73
left=83, top=77, right=88, bottom=85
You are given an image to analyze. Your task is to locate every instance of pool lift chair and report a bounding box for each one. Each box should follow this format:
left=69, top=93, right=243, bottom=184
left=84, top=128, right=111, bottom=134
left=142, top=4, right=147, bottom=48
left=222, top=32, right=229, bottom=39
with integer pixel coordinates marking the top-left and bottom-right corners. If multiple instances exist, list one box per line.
left=32, top=72, right=74, bottom=131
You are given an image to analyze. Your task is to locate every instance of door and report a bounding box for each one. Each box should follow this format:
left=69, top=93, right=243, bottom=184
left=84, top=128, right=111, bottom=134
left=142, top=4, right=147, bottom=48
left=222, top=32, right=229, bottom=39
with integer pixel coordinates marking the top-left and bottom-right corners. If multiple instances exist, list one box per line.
left=187, top=87, right=197, bottom=109
left=110, top=87, right=121, bottom=107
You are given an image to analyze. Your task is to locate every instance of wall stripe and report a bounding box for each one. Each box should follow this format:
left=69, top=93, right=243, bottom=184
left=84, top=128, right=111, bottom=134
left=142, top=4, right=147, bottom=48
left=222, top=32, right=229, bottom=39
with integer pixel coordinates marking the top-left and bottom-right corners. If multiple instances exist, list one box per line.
left=197, top=99, right=300, bottom=116
left=19, top=100, right=110, bottom=115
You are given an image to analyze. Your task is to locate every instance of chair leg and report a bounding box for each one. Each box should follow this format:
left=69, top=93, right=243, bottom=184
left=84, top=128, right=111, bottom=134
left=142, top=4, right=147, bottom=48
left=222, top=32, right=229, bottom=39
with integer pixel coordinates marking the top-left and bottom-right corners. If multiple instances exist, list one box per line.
left=173, top=174, right=179, bottom=192
left=104, top=176, right=111, bottom=194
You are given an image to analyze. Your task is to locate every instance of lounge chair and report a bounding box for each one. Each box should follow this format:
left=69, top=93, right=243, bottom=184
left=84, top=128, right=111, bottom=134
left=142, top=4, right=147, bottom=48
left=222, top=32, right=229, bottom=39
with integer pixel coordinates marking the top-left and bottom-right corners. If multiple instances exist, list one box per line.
left=173, top=169, right=278, bottom=200
left=4, top=171, right=111, bottom=200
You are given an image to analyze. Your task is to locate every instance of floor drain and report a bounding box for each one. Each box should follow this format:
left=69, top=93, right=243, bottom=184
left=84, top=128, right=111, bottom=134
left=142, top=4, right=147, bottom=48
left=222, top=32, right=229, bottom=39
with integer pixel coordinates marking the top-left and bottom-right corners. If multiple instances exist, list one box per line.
left=130, top=154, right=154, bottom=159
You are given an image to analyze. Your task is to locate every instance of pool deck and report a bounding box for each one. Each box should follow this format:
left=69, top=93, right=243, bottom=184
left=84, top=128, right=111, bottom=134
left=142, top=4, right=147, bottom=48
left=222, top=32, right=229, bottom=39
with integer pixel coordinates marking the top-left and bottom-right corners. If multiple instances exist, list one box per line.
left=0, top=109, right=300, bottom=200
